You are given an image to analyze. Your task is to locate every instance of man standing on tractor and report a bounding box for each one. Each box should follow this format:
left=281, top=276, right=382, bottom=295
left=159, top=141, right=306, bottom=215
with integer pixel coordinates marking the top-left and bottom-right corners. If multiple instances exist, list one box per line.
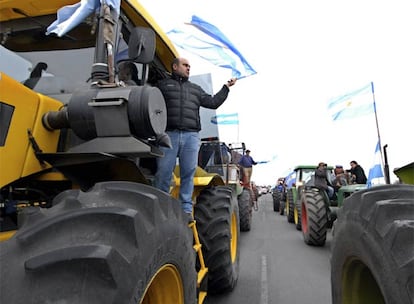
left=314, top=162, right=335, bottom=199
left=238, top=150, right=257, bottom=184
left=154, top=57, right=237, bottom=218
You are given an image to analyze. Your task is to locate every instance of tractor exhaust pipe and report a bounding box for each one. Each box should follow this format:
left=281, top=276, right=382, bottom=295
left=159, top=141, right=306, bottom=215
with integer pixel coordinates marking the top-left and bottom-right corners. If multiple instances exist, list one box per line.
left=383, top=144, right=391, bottom=184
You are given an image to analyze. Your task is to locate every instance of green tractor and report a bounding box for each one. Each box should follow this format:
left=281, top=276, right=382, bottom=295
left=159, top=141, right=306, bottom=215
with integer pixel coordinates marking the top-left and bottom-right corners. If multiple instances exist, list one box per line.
left=285, top=165, right=326, bottom=230
left=287, top=164, right=366, bottom=246
left=197, top=140, right=254, bottom=232
left=330, top=159, right=414, bottom=303
left=300, top=180, right=365, bottom=246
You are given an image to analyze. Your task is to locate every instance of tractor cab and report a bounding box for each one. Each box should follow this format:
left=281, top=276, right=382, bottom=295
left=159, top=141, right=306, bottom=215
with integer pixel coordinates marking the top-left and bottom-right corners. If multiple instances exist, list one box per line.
left=198, top=138, right=239, bottom=184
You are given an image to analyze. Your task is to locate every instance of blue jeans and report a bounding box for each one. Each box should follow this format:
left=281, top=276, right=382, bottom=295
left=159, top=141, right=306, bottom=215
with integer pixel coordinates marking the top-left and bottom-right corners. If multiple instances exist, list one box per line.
left=154, top=130, right=200, bottom=213
left=327, top=186, right=334, bottom=198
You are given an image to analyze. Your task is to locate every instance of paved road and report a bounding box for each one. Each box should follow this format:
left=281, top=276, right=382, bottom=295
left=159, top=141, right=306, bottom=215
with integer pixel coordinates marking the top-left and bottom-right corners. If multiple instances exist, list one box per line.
left=205, top=193, right=332, bottom=304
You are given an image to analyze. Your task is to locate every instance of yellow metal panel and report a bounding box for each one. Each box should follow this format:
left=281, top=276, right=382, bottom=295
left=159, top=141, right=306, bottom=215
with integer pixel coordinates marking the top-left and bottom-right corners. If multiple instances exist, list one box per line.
left=170, top=165, right=226, bottom=204
left=35, top=171, right=67, bottom=181
left=0, top=73, right=38, bottom=187
left=121, top=0, right=179, bottom=72
left=0, top=73, right=61, bottom=187
left=0, top=0, right=78, bottom=21
left=394, top=162, right=414, bottom=184
left=0, top=230, right=16, bottom=242
left=21, top=95, right=61, bottom=178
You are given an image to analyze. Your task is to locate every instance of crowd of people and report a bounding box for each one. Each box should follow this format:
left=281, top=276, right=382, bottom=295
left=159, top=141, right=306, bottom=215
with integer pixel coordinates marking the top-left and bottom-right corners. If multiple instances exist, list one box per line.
left=315, top=160, right=367, bottom=199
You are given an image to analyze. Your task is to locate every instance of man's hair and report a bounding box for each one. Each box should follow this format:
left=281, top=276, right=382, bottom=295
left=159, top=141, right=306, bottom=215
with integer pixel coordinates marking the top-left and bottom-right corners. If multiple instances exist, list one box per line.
left=171, top=58, right=180, bottom=70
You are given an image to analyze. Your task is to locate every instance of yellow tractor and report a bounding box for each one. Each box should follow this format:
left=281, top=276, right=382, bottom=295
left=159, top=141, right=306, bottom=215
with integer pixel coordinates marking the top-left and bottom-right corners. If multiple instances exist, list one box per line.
left=0, top=1, right=239, bottom=303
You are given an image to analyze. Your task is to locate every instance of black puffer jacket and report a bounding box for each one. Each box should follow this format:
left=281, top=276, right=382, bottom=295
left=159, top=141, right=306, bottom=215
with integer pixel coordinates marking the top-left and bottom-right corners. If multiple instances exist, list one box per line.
left=157, top=73, right=229, bottom=132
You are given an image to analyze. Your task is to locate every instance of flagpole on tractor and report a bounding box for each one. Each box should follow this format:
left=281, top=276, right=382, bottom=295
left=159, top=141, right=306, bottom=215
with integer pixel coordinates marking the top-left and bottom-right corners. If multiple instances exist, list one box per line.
left=237, top=122, right=239, bottom=143
left=371, top=81, right=384, bottom=169
left=237, top=113, right=240, bottom=142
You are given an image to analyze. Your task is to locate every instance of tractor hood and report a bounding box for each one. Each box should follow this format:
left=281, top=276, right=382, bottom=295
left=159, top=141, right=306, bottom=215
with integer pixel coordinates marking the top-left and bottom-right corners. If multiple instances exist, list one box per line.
left=394, top=162, right=414, bottom=185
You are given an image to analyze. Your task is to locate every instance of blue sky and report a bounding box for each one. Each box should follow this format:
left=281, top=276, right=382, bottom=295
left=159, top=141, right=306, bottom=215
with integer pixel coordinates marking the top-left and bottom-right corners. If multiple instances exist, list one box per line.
left=140, top=0, right=414, bottom=185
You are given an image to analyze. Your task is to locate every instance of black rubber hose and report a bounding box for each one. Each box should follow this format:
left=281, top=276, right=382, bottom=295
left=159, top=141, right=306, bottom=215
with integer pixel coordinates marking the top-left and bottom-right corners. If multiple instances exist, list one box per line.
left=42, top=107, right=70, bottom=131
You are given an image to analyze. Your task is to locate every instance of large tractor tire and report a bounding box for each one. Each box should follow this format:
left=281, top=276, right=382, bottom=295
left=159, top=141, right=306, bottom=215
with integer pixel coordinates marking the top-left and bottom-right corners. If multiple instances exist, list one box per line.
left=238, top=188, right=252, bottom=232
left=279, top=199, right=285, bottom=215
left=0, top=182, right=196, bottom=304
left=331, top=184, right=414, bottom=304
left=286, top=189, right=295, bottom=223
left=272, top=191, right=281, bottom=212
left=194, top=186, right=240, bottom=294
left=294, top=197, right=302, bottom=231
left=301, top=188, right=328, bottom=246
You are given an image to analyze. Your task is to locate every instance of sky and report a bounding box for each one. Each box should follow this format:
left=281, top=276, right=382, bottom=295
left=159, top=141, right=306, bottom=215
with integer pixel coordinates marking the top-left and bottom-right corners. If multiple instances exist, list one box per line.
left=140, top=0, right=414, bottom=185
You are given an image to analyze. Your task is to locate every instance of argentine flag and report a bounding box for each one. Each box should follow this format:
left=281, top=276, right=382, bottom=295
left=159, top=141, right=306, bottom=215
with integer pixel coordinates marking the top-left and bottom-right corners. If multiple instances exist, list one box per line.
left=327, top=82, right=375, bottom=121
left=367, top=140, right=384, bottom=187
left=167, top=15, right=257, bottom=79
left=211, top=113, right=239, bottom=125
left=46, top=0, right=121, bottom=37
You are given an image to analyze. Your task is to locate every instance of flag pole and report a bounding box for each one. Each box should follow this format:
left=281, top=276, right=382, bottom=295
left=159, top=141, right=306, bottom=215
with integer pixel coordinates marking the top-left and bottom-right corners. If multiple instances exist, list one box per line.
left=237, top=113, right=240, bottom=142
left=371, top=81, right=384, bottom=168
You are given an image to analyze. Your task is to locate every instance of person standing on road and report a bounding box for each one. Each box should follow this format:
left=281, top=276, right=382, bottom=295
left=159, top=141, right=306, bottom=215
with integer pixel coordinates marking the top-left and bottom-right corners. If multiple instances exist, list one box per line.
left=238, top=150, right=257, bottom=184
left=348, top=160, right=367, bottom=184
left=154, top=57, right=237, bottom=217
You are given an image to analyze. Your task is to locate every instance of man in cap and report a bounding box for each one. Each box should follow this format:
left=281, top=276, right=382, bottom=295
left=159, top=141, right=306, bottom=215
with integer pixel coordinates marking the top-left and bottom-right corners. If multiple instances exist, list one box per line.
left=314, top=162, right=334, bottom=198
left=238, top=149, right=257, bottom=184
left=333, top=165, right=348, bottom=189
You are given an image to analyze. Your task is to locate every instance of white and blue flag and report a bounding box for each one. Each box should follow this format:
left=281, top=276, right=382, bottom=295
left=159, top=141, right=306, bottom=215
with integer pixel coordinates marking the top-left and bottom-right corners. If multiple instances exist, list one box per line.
left=167, top=15, right=257, bottom=79
left=46, top=0, right=120, bottom=37
left=211, top=113, right=239, bottom=125
left=367, top=140, right=384, bottom=187
left=327, top=82, right=375, bottom=121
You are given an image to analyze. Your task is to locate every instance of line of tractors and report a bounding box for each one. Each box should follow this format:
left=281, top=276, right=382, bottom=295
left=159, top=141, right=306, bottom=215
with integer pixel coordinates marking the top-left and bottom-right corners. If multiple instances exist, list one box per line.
left=271, top=161, right=414, bottom=304
left=272, top=164, right=366, bottom=245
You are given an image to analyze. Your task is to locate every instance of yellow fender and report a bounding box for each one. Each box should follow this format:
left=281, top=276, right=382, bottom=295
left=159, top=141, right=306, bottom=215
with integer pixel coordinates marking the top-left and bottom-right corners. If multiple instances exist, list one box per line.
left=171, top=166, right=225, bottom=201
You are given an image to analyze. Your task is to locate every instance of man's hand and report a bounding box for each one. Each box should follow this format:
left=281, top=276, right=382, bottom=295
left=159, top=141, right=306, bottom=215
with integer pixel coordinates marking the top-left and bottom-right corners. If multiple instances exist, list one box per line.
left=226, top=78, right=237, bottom=87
